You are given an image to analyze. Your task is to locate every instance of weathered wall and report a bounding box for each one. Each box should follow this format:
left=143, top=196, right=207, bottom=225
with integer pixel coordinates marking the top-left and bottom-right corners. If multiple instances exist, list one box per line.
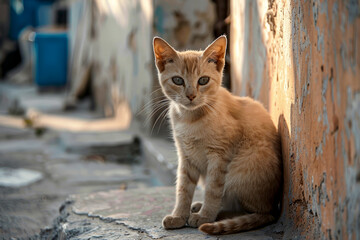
left=67, top=0, right=153, bottom=119
left=153, top=0, right=215, bottom=51
left=231, top=0, right=360, bottom=239
left=67, top=0, right=215, bottom=129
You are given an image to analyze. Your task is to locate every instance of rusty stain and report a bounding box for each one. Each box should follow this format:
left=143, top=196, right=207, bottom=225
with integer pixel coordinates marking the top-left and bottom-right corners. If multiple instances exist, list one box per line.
left=266, top=0, right=277, bottom=35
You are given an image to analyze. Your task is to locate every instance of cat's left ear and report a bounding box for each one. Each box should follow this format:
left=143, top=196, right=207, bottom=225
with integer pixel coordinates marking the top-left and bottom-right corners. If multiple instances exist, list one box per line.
left=203, top=35, right=227, bottom=72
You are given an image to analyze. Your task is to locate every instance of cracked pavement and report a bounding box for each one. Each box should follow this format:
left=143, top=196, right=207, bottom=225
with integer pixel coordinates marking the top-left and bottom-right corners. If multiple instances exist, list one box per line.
left=0, top=125, right=156, bottom=239
left=42, top=187, right=282, bottom=240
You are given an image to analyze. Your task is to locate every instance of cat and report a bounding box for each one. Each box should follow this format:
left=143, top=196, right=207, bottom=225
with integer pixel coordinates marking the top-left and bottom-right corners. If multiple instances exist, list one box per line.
left=153, top=35, right=282, bottom=235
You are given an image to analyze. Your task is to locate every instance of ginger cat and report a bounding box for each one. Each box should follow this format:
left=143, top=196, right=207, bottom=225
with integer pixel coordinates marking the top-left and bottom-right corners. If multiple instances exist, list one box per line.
left=153, top=35, right=282, bottom=235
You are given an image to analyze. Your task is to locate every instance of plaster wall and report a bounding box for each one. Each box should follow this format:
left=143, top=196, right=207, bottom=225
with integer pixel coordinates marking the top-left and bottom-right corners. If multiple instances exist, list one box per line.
left=231, top=0, right=360, bottom=238
left=68, top=0, right=153, bottom=118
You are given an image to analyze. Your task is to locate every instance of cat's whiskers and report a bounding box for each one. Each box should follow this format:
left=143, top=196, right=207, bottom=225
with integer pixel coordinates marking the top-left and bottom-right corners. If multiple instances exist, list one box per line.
left=136, top=88, right=167, bottom=116
left=201, top=97, right=220, bottom=115
left=148, top=87, right=163, bottom=97
left=137, top=98, right=166, bottom=116
left=158, top=106, right=170, bottom=133
left=151, top=104, right=170, bottom=135
left=143, top=96, right=169, bottom=111
left=143, top=99, right=170, bottom=126
left=206, top=96, right=228, bottom=113
left=144, top=94, right=176, bottom=126
left=202, top=103, right=215, bottom=115
left=138, top=98, right=168, bottom=117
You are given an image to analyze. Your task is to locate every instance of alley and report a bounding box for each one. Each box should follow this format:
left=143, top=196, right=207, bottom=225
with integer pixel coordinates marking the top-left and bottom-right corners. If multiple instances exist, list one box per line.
left=1, top=0, right=359, bottom=239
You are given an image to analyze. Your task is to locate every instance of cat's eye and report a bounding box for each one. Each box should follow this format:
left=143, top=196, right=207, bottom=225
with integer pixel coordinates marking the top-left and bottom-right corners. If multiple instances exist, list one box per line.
left=208, top=58, right=217, bottom=64
left=198, top=76, right=210, bottom=85
left=172, top=76, right=184, bottom=85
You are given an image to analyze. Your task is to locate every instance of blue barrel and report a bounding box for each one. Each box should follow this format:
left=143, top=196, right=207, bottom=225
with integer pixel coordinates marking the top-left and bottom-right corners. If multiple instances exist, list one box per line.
left=9, top=0, right=55, bottom=40
left=33, top=31, right=68, bottom=87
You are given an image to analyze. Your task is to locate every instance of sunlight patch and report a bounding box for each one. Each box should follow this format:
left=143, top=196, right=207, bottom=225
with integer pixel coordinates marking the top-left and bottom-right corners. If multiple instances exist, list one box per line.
left=0, top=168, right=43, bottom=188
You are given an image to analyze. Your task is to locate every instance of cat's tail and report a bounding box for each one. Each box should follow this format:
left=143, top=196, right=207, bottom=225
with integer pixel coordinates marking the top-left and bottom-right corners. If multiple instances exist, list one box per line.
left=199, top=213, right=275, bottom=235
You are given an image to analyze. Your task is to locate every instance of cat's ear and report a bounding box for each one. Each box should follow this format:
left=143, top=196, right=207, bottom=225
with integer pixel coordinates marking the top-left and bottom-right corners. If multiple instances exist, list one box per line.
left=153, top=37, right=177, bottom=72
left=203, top=35, right=227, bottom=72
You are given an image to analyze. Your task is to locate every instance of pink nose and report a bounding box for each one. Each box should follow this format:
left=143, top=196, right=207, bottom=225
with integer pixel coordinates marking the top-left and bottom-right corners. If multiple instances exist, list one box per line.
left=187, top=94, right=196, bottom=101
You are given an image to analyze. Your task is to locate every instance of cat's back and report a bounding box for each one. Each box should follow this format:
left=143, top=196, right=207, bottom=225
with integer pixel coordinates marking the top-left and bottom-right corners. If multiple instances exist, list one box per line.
left=231, top=94, right=277, bottom=135
left=220, top=91, right=280, bottom=155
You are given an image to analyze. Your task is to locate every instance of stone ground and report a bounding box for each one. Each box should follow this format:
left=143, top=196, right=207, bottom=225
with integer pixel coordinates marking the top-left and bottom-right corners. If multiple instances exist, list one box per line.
left=0, top=83, right=285, bottom=239
left=0, top=125, right=157, bottom=239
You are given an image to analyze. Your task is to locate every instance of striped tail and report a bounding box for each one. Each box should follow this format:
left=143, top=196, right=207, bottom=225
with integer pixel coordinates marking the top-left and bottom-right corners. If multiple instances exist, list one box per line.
left=199, top=213, right=275, bottom=235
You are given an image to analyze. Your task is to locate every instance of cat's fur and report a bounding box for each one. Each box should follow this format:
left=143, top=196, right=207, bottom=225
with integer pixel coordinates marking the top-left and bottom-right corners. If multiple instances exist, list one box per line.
left=153, top=35, right=282, bottom=235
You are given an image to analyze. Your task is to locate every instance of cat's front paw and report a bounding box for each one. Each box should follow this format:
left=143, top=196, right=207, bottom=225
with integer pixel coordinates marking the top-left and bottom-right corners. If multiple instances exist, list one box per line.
left=188, top=213, right=213, bottom=228
left=162, top=215, right=187, bottom=229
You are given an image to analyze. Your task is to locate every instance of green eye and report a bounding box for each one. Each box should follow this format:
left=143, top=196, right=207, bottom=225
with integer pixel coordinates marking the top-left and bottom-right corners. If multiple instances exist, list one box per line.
left=198, top=76, right=210, bottom=85
left=172, top=76, right=184, bottom=85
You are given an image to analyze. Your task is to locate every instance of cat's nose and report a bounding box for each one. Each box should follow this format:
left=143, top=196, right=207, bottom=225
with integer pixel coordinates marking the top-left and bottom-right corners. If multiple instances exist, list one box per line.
left=187, top=94, right=196, bottom=101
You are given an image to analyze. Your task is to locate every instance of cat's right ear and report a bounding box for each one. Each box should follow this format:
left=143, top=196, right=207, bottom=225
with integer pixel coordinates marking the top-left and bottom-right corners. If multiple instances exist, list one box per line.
left=153, top=37, right=177, bottom=72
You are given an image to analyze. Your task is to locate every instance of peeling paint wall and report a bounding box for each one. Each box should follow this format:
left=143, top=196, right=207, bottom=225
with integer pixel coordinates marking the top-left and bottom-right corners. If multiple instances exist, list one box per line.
left=68, top=0, right=153, bottom=118
left=91, top=0, right=153, bottom=117
left=231, top=0, right=360, bottom=238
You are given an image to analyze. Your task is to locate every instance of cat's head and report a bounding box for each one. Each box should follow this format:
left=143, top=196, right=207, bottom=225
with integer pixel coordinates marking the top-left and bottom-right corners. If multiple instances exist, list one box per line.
left=153, top=36, right=227, bottom=110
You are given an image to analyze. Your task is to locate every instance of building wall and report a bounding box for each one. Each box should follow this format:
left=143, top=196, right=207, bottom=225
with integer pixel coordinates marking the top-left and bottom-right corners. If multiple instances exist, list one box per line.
left=231, top=0, right=360, bottom=238
left=153, top=0, right=215, bottom=51
left=67, top=0, right=153, bottom=119
left=67, top=0, right=215, bottom=128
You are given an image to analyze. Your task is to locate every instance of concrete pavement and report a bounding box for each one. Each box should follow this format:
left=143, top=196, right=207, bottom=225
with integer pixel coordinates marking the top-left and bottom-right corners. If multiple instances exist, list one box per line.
left=0, top=125, right=159, bottom=239
left=41, top=186, right=283, bottom=240
left=0, top=83, right=285, bottom=239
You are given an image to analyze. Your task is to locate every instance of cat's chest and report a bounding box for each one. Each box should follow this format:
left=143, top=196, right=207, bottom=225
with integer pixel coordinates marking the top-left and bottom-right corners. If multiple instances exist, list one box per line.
left=174, top=122, right=211, bottom=162
left=174, top=120, right=207, bottom=136
left=179, top=135, right=208, bottom=170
